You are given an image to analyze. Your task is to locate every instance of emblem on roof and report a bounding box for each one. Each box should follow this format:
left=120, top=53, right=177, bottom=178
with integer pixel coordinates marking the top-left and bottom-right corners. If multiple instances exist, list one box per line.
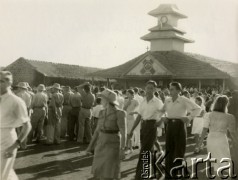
left=140, top=59, right=155, bottom=75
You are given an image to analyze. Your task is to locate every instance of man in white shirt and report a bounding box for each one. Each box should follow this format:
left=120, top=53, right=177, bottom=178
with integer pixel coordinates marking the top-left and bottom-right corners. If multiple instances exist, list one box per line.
left=159, top=82, right=201, bottom=179
left=129, top=80, right=163, bottom=180
left=0, top=71, right=32, bottom=180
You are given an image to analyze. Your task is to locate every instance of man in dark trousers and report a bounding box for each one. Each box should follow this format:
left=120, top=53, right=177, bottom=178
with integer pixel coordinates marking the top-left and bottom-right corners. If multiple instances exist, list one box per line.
left=159, top=82, right=201, bottom=179
left=129, top=80, right=163, bottom=180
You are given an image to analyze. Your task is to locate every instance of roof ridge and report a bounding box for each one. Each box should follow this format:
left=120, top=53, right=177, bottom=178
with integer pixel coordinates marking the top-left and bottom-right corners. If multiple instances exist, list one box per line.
left=22, top=57, right=102, bottom=70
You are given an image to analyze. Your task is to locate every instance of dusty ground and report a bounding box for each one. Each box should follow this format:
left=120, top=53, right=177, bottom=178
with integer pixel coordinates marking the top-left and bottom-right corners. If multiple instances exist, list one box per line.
left=15, top=135, right=214, bottom=180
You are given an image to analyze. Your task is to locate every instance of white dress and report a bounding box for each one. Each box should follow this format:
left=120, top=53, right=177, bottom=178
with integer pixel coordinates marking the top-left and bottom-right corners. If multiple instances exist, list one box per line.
left=192, top=105, right=205, bottom=135
left=203, top=112, right=236, bottom=171
left=0, top=90, right=30, bottom=180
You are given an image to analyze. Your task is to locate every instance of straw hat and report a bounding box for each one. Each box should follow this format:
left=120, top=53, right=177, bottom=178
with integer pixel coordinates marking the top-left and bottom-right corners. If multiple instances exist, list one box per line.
left=98, top=89, right=119, bottom=106
left=52, top=83, right=62, bottom=90
left=37, top=84, right=46, bottom=91
left=16, top=82, right=28, bottom=89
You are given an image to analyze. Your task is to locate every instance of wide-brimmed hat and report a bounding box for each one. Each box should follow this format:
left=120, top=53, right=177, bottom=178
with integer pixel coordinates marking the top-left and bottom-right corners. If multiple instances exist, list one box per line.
left=98, top=89, right=119, bottom=106
left=37, top=84, right=46, bottom=91
left=52, top=83, right=62, bottom=90
left=16, top=82, right=28, bottom=89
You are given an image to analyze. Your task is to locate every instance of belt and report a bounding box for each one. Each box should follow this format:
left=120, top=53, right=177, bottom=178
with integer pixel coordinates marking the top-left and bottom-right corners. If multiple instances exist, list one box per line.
left=142, top=119, right=156, bottom=123
left=82, top=106, right=92, bottom=110
left=72, top=106, right=81, bottom=108
left=33, top=106, right=45, bottom=109
left=167, top=118, right=182, bottom=123
left=100, top=129, right=119, bottom=134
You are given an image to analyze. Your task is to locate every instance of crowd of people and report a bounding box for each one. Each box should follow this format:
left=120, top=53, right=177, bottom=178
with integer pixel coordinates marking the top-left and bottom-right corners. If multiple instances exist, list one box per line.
left=1, top=70, right=238, bottom=180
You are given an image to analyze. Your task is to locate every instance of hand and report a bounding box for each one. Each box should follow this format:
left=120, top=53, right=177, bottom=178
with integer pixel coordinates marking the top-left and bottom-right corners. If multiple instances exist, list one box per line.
left=128, top=131, right=133, bottom=139
left=4, top=143, right=17, bottom=159
left=181, top=117, right=190, bottom=124
left=129, top=112, right=136, bottom=116
left=120, top=149, right=126, bottom=160
left=160, top=117, right=168, bottom=124
left=155, top=120, right=163, bottom=127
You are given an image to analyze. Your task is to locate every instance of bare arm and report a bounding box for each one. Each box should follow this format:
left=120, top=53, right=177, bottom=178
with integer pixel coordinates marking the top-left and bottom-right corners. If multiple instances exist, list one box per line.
left=117, top=110, right=127, bottom=149
left=129, top=114, right=142, bottom=138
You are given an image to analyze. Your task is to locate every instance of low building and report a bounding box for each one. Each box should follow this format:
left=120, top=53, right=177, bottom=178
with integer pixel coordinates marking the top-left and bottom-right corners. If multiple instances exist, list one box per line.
left=4, top=57, right=107, bottom=87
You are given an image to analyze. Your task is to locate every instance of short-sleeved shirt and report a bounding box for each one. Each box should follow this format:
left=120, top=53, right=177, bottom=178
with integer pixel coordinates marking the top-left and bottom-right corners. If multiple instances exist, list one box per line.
left=63, top=91, right=74, bottom=105
left=138, top=96, right=163, bottom=121
left=163, top=96, right=201, bottom=119
left=49, top=92, right=64, bottom=108
left=1, top=90, right=30, bottom=151
left=92, top=105, right=104, bottom=118
left=31, top=92, right=48, bottom=108
left=203, top=112, right=236, bottom=133
left=78, top=89, right=95, bottom=109
left=16, top=90, right=32, bottom=108
left=70, top=92, right=82, bottom=108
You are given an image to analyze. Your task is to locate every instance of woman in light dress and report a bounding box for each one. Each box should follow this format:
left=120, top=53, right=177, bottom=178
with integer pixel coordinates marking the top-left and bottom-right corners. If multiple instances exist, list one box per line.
left=85, top=89, right=127, bottom=180
left=191, top=96, right=206, bottom=154
left=123, top=89, right=139, bottom=155
left=199, top=95, right=238, bottom=175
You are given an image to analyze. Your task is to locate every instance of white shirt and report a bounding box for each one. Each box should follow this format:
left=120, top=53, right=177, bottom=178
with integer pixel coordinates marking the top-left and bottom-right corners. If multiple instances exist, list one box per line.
left=16, top=90, right=32, bottom=108
left=92, top=105, right=104, bottom=118
left=0, top=90, right=30, bottom=151
left=117, top=96, right=125, bottom=110
left=163, top=96, right=201, bottom=120
left=138, top=96, right=163, bottom=121
left=134, top=94, right=144, bottom=104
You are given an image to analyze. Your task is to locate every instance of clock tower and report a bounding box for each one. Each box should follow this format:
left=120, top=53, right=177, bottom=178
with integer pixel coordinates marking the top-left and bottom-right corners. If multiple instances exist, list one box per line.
left=141, top=4, right=194, bottom=52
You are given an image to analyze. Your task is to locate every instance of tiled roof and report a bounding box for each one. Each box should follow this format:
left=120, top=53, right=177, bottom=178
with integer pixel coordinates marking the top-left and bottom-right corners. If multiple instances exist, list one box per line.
left=91, top=53, right=148, bottom=78
left=92, top=51, right=234, bottom=79
left=185, top=53, right=238, bottom=78
left=13, top=57, right=102, bottom=80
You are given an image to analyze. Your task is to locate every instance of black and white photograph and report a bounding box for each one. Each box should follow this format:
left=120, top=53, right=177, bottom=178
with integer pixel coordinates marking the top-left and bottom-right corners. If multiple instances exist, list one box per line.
left=0, top=0, right=238, bottom=179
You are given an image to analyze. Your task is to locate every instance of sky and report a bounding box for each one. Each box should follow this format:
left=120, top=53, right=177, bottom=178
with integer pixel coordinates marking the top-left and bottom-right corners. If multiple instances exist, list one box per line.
left=0, top=0, right=238, bottom=69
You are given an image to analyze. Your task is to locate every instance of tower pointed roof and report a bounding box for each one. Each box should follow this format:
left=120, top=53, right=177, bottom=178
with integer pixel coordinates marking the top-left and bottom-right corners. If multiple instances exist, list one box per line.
left=141, top=4, right=194, bottom=52
left=148, top=4, right=187, bottom=18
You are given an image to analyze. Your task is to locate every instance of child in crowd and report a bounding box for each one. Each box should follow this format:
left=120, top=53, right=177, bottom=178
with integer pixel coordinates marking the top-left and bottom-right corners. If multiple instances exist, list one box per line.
left=92, top=97, right=104, bottom=134
left=191, top=96, right=206, bottom=154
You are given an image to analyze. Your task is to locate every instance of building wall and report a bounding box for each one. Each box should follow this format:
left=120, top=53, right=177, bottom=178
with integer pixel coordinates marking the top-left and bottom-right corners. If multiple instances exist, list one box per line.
left=4, top=59, right=44, bottom=87
left=150, top=39, right=184, bottom=52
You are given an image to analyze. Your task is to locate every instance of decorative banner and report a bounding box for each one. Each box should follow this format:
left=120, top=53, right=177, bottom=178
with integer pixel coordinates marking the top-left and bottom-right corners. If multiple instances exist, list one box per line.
left=140, top=59, right=155, bottom=75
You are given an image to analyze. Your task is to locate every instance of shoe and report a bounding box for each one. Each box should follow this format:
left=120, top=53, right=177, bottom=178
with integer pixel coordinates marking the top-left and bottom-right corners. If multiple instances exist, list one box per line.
left=200, top=143, right=205, bottom=150
left=124, top=149, right=130, bottom=155
left=194, top=148, right=200, bottom=154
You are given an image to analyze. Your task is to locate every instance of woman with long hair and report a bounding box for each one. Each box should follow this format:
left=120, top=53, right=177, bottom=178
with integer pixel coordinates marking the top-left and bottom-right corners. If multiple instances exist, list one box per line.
left=85, top=89, right=127, bottom=180
left=198, top=95, right=238, bottom=175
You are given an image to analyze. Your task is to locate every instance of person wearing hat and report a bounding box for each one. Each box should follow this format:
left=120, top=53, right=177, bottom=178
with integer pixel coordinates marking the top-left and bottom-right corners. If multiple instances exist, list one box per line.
left=77, top=82, right=95, bottom=144
left=61, top=86, right=73, bottom=138
left=45, top=83, right=64, bottom=145
left=0, top=71, right=32, bottom=180
left=85, top=89, right=127, bottom=180
left=28, top=84, right=48, bottom=143
left=16, top=82, right=32, bottom=111
left=26, top=82, right=35, bottom=99
left=15, top=82, right=32, bottom=149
